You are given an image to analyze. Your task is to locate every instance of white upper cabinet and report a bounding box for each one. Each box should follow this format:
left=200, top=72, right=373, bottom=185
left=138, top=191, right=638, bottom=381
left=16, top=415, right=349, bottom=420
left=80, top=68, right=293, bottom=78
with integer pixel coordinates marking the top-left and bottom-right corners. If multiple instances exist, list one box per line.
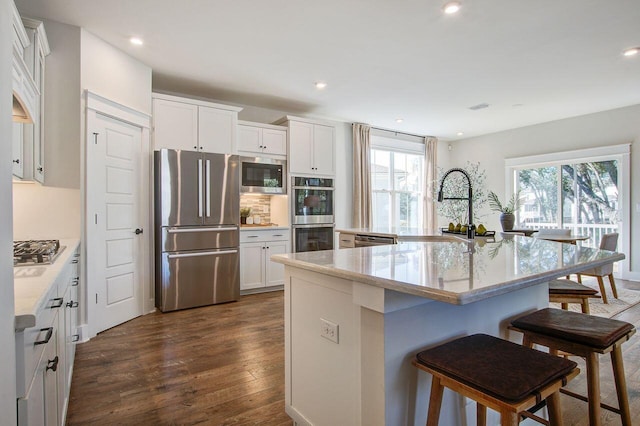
left=237, top=121, right=287, bottom=157
left=152, top=98, right=198, bottom=151
left=275, top=116, right=335, bottom=176
left=152, top=93, right=242, bottom=154
left=198, top=106, right=237, bottom=154
left=12, top=8, right=49, bottom=183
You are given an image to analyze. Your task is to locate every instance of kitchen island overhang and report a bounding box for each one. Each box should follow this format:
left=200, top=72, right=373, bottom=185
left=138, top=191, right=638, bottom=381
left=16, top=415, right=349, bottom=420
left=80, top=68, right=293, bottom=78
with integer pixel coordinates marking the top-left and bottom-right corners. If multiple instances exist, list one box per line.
left=272, top=237, right=624, bottom=426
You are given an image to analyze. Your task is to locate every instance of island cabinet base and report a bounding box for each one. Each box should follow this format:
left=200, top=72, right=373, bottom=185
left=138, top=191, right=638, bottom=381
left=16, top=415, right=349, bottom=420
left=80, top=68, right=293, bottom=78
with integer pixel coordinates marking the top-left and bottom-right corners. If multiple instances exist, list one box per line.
left=284, top=267, right=549, bottom=426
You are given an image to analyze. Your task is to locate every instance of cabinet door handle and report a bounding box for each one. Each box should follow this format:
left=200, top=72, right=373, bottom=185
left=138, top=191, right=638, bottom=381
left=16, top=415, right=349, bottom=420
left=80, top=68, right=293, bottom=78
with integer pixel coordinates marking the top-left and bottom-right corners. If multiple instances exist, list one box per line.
left=67, top=301, right=79, bottom=308
left=135, top=228, right=144, bottom=235
left=46, top=356, right=59, bottom=372
left=71, top=259, right=79, bottom=264
left=34, top=327, right=53, bottom=345
left=273, top=234, right=284, bottom=237
left=246, top=235, right=259, bottom=238
left=72, top=278, right=79, bottom=286
left=72, top=335, right=80, bottom=343
left=50, top=298, right=64, bottom=309
left=37, top=167, right=43, bottom=172
left=13, top=159, right=20, bottom=164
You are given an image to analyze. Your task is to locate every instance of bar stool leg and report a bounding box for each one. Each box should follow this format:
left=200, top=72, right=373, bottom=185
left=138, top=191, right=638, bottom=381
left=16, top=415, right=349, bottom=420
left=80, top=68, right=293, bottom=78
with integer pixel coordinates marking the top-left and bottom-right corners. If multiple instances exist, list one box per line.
left=477, top=403, right=487, bottom=426
left=586, top=352, right=602, bottom=426
left=547, top=391, right=563, bottom=426
left=500, top=410, right=518, bottom=426
left=611, top=346, right=632, bottom=426
left=426, top=376, right=444, bottom=426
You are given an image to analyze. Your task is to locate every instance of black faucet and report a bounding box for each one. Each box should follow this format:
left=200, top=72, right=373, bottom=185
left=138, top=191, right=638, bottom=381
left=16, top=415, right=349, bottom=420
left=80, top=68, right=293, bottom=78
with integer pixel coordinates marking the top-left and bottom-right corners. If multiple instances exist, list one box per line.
left=437, top=168, right=474, bottom=239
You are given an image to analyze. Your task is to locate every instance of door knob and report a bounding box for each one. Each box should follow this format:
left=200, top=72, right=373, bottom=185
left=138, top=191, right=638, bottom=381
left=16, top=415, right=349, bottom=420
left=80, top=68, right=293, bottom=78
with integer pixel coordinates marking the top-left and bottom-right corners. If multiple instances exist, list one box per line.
left=135, top=228, right=143, bottom=235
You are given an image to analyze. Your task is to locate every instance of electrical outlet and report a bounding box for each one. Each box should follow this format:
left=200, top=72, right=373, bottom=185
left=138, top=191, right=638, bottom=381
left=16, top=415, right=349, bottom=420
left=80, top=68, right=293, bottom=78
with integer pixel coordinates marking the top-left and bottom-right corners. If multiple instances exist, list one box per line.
left=320, top=318, right=339, bottom=344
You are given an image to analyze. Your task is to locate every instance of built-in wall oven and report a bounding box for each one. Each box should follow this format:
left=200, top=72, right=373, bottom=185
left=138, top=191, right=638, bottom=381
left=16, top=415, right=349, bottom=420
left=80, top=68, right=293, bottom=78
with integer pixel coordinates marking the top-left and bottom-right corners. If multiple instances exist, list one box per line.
left=292, top=177, right=335, bottom=252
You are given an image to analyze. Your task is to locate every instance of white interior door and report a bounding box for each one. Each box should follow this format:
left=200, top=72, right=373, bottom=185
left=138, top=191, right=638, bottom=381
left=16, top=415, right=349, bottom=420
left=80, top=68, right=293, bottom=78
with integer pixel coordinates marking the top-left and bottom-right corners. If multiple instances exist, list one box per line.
left=87, top=110, right=144, bottom=333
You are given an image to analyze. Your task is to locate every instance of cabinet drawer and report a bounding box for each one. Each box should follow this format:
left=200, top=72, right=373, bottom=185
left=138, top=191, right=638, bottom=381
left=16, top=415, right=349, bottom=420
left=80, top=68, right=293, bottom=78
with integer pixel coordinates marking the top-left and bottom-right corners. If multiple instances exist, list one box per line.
left=15, top=283, right=62, bottom=397
left=240, top=229, right=290, bottom=244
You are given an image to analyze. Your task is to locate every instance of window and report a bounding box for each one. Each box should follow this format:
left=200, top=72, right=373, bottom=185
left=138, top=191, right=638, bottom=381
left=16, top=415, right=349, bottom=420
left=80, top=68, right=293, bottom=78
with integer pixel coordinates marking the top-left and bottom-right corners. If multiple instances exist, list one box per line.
left=505, top=144, right=630, bottom=277
left=370, top=133, right=424, bottom=228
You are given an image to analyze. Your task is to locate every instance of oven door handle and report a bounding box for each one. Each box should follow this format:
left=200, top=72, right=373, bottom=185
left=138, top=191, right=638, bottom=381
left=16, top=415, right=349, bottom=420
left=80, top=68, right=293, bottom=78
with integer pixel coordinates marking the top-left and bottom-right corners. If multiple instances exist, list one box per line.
left=293, top=224, right=335, bottom=229
left=292, top=186, right=335, bottom=190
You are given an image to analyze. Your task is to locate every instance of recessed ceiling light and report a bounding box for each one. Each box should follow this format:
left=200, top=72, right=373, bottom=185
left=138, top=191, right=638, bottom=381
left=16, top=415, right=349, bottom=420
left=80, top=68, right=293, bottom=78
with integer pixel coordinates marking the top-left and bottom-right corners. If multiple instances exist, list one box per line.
left=443, top=2, right=461, bottom=14
left=130, top=37, right=144, bottom=46
left=623, top=47, right=639, bottom=57
left=457, top=132, right=464, bottom=136
left=396, top=118, right=404, bottom=123
left=315, top=82, right=327, bottom=89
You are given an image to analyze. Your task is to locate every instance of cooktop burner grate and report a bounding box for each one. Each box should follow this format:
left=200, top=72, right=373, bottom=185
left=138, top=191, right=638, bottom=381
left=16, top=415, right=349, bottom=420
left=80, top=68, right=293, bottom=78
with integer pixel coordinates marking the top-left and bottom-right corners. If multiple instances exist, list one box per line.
left=13, top=240, right=64, bottom=266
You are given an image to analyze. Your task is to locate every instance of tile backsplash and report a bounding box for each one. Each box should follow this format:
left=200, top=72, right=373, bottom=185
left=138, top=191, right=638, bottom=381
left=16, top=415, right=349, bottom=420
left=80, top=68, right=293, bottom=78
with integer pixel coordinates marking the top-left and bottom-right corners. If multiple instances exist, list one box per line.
left=240, top=195, right=271, bottom=224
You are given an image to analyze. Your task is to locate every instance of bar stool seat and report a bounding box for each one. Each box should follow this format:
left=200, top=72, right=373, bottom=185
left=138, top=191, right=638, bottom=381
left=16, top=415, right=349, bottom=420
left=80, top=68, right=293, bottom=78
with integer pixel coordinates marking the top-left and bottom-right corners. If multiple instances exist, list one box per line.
left=511, top=308, right=636, bottom=426
left=413, top=334, right=578, bottom=426
left=548, top=279, right=600, bottom=314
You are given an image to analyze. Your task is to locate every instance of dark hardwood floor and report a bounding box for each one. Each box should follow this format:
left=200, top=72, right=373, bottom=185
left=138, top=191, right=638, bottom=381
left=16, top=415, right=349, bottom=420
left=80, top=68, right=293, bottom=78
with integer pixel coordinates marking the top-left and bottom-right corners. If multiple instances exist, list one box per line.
left=67, top=280, right=640, bottom=425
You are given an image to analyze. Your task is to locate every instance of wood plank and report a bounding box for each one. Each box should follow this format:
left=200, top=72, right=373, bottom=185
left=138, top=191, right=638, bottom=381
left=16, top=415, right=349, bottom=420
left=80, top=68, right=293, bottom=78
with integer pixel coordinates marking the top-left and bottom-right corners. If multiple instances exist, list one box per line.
left=67, top=281, right=640, bottom=425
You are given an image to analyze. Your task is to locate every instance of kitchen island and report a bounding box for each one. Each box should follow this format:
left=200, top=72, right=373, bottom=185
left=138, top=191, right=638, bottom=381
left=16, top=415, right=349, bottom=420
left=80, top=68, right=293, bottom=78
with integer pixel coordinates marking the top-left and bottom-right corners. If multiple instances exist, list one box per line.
left=271, top=236, right=624, bottom=426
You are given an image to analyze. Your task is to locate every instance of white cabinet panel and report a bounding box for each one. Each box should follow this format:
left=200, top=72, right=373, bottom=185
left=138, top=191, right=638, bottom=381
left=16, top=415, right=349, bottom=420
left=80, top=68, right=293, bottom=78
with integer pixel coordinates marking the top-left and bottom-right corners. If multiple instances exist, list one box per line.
left=237, top=122, right=286, bottom=156
left=240, top=230, right=290, bottom=291
left=153, top=94, right=242, bottom=154
left=284, top=118, right=335, bottom=176
left=198, top=106, right=237, bottom=154
left=152, top=98, right=198, bottom=151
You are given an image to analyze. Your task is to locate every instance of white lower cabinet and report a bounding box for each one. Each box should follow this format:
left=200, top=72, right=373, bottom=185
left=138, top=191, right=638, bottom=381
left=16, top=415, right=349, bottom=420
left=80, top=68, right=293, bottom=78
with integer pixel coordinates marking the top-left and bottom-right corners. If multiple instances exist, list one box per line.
left=240, top=230, right=290, bottom=292
left=16, top=244, right=81, bottom=426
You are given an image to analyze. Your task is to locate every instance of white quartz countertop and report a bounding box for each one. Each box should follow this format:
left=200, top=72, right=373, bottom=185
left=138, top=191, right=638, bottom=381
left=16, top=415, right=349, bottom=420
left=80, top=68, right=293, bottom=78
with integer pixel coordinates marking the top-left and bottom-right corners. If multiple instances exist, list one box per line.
left=271, top=236, right=625, bottom=305
left=14, top=238, right=80, bottom=331
left=336, top=227, right=432, bottom=238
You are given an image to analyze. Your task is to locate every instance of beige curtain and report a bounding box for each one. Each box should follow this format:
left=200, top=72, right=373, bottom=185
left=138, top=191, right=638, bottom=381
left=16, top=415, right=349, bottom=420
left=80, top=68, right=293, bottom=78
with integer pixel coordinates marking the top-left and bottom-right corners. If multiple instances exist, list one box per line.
left=352, top=123, right=372, bottom=228
left=424, top=136, right=438, bottom=232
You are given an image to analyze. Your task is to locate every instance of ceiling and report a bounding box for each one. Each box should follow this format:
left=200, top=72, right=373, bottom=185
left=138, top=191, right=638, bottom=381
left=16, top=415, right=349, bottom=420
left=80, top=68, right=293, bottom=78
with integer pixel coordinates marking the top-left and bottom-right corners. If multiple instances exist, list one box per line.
left=15, top=0, right=640, bottom=140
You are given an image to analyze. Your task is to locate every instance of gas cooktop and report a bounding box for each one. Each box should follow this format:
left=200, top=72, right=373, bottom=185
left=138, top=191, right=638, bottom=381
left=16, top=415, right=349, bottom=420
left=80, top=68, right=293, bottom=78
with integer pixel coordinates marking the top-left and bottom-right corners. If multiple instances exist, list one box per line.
left=13, top=240, right=65, bottom=266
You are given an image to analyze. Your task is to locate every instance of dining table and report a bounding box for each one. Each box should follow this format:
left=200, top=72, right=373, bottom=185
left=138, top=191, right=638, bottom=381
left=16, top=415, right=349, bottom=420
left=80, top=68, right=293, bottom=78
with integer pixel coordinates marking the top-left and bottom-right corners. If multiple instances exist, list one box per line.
left=534, top=233, right=591, bottom=245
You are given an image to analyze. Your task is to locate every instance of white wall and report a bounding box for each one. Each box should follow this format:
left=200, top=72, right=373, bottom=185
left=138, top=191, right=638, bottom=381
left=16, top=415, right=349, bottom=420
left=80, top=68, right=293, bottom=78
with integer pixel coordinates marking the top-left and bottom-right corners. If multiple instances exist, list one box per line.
left=80, top=29, right=152, bottom=115
left=1, top=0, right=18, bottom=421
left=447, top=104, right=640, bottom=273
left=42, top=19, right=81, bottom=189
left=13, top=183, right=81, bottom=239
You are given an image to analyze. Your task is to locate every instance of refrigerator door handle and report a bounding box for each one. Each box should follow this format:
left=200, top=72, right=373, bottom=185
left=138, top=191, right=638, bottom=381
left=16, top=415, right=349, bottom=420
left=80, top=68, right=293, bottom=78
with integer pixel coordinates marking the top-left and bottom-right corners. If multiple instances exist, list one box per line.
left=166, top=226, right=238, bottom=233
left=167, top=249, right=238, bottom=259
left=205, top=159, right=211, bottom=217
left=197, top=158, right=204, bottom=217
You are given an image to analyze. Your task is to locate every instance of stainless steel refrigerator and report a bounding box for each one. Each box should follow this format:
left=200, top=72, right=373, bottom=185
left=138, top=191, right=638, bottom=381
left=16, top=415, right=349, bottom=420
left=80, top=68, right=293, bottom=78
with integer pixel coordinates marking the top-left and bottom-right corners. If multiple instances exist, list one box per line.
left=154, top=149, right=240, bottom=312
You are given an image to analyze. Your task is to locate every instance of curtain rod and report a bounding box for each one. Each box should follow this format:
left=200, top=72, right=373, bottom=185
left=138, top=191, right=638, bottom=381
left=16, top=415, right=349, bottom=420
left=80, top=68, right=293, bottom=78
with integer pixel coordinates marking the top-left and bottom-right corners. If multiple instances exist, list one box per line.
left=365, top=125, right=435, bottom=140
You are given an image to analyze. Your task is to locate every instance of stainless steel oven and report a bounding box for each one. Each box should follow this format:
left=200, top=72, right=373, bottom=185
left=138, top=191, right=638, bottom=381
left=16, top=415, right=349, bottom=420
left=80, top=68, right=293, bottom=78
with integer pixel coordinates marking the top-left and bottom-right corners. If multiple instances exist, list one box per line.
left=292, top=177, right=334, bottom=225
left=293, top=224, right=335, bottom=252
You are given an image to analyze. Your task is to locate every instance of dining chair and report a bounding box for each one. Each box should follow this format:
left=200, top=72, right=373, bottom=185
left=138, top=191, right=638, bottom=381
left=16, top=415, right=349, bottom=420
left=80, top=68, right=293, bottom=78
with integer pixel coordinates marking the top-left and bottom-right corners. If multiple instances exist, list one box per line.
left=577, top=233, right=619, bottom=304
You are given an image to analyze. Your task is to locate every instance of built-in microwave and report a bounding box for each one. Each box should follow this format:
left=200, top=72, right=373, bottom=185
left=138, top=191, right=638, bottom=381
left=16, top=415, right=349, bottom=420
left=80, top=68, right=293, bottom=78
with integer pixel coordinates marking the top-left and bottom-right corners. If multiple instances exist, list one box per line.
left=240, top=157, right=286, bottom=194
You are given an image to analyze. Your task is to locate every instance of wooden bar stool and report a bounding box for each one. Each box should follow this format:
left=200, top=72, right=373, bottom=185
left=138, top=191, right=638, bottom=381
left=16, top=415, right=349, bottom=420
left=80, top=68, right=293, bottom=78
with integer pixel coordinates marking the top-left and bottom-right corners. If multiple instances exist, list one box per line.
left=413, top=334, right=579, bottom=426
left=511, top=308, right=636, bottom=426
left=548, top=279, right=600, bottom=314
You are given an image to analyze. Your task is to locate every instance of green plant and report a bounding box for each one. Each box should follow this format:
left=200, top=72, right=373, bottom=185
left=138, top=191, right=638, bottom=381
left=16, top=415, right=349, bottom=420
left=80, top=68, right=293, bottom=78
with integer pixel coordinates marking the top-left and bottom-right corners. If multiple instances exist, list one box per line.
left=488, top=190, right=523, bottom=214
left=240, top=207, right=252, bottom=217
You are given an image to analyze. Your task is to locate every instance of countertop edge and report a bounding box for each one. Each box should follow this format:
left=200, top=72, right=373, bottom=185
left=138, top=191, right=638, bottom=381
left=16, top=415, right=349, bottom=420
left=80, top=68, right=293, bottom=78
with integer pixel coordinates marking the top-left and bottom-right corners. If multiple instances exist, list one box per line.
left=272, top=250, right=625, bottom=305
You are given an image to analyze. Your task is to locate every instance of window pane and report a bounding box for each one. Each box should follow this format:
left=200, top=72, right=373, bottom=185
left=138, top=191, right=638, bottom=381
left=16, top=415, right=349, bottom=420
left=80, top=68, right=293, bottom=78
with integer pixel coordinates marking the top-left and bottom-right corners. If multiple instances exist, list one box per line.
left=371, top=149, right=391, bottom=190
left=395, top=192, right=420, bottom=228
left=517, top=166, right=559, bottom=229
left=561, top=161, right=619, bottom=248
left=394, top=152, right=423, bottom=192
left=372, top=191, right=391, bottom=228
